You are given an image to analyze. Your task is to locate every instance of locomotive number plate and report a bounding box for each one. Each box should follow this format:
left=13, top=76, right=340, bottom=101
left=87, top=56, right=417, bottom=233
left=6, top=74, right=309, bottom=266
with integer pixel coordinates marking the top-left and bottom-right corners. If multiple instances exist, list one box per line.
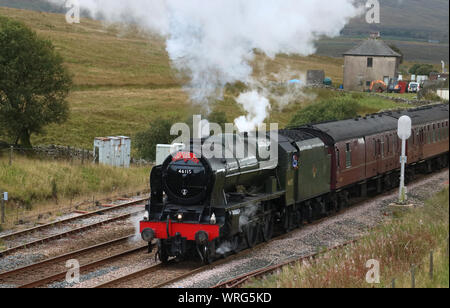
left=178, top=169, right=194, bottom=175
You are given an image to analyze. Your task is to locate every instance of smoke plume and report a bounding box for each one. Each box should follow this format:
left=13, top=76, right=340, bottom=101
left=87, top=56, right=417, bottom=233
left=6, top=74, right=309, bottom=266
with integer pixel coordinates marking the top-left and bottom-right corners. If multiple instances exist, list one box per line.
left=49, top=0, right=360, bottom=129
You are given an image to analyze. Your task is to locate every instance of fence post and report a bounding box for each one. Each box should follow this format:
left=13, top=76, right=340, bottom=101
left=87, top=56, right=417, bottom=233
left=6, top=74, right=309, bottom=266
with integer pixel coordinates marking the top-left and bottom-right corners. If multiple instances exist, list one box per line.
left=411, top=265, right=415, bottom=288
left=391, top=278, right=396, bottom=288
left=429, top=251, right=434, bottom=281
left=9, top=146, right=13, bottom=166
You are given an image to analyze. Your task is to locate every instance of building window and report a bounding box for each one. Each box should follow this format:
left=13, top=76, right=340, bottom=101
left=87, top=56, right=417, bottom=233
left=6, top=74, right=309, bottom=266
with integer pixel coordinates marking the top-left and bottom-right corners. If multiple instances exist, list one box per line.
left=367, top=57, right=373, bottom=68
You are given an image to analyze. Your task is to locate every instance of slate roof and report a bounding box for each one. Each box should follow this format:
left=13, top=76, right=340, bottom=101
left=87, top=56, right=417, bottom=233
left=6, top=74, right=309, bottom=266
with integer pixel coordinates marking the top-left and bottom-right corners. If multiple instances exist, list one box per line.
left=343, top=38, right=401, bottom=57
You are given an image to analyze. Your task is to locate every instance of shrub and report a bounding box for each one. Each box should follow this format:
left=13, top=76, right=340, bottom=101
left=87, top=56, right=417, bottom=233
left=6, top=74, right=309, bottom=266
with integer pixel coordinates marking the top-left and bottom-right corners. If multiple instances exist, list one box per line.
left=135, top=118, right=178, bottom=161
left=288, top=97, right=360, bottom=127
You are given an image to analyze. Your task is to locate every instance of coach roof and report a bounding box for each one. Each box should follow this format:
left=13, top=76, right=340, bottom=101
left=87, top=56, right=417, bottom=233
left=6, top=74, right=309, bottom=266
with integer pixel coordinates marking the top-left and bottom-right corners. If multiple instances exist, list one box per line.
left=310, top=115, right=398, bottom=142
left=304, top=104, right=449, bottom=143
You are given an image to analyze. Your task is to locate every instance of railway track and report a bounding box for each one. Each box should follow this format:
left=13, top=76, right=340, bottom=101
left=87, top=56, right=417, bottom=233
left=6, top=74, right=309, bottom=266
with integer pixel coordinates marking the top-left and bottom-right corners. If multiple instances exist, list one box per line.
left=212, top=240, right=358, bottom=288
left=1, top=170, right=445, bottom=288
left=143, top=170, right=449, bottom=289
left=0, top=234, right=147, bottom=288
left=89, top=198, right=387, bottom=289
left=93, top=228, right=299, bottom=289
left=0, top=197, right=148, bottom=257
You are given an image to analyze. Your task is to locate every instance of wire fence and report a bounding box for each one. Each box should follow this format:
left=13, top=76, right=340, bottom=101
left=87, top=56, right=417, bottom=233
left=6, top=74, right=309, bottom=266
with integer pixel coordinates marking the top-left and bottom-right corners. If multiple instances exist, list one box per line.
left=390, top=238, right=449, bottom=288
left=0, top=145, right=94, bottom=166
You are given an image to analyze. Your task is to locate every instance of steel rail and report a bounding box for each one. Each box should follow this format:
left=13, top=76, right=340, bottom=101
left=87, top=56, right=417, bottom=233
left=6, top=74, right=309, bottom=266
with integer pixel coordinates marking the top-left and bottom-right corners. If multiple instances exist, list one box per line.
left=0, top=234, right=136, bottom=279
left=212, top=240, right=358, bottom=288
left=0, top=210, right=144, bottom=257
left=0, top=197, right=148, bottom=242
left=18, top=245, right=148, bottom=288
left=93, top=263, right=167, bottom=288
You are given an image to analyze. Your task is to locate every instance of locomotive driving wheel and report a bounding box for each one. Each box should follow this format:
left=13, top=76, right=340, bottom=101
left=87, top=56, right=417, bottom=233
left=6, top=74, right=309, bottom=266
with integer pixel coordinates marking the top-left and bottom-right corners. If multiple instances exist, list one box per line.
left=157, top=240, right=169, bottom=264
left=244, top=223, right=258, bottom=248
left=262, top=215, right=274, bottom=242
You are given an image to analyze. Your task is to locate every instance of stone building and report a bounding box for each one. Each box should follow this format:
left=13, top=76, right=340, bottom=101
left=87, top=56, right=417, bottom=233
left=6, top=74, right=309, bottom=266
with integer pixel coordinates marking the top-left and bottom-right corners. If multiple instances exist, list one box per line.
left=343, top=38, right=401, bottom=91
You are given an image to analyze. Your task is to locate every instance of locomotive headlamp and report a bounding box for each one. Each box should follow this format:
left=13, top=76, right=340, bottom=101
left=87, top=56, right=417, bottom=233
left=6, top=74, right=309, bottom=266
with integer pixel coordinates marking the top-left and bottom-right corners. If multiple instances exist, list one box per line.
left=141, top=228, right=155, bottom=243
left=210, top=213, right=217, bottom=225
left=177, top=213, right=183, bottom=221
left=144, top=211, right=150, bottom=221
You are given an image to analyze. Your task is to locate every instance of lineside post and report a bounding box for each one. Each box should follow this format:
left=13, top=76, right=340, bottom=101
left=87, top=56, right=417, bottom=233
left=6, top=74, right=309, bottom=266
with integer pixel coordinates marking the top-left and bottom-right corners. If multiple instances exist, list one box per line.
left=1, top=191, right=7, bottom=224
left=397, top=116, right=412, bottom=204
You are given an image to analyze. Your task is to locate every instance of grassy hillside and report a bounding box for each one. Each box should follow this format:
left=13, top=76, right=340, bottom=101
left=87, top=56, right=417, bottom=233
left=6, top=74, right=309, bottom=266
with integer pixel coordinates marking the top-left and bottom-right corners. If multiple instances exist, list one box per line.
left=0, top=0, right=64, bottom=13
left=2, top=0, right=448, bottom=64
left=343, top=0, right=449, bottom=43
left=0, top=7, right=348, bottom=149
left=316, top=37, right=449, bottom=64
left=3, top=0, right=448, bottom=43
left=0, top=7, right=415, bottom=154
left=0, top=7, right=176, bottom=87
left=321, top=0, right=450, bottom=63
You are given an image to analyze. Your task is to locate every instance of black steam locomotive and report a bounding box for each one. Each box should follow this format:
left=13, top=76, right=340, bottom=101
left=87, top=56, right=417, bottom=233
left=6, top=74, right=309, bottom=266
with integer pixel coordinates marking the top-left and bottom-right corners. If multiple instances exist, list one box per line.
left=140, top=104, right=449, bottom=264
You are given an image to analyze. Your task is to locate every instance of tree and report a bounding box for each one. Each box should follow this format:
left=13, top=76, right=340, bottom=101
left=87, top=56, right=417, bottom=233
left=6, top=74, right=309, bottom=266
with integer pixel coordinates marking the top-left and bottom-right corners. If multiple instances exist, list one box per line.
left=135, top=118, right=177, bottom=161
left=0, top=16, right=72, bottom=148
left=408, top=63, right=435, bottom=76
left=288, top=97, right=360, bottom=127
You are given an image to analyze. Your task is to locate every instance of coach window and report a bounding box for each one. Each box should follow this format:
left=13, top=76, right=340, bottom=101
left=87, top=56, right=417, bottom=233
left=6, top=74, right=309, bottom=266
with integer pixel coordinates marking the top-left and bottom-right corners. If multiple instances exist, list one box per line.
left=444, top=122, right=447, bottom=139
left=373, top=140, right=377, bottom=158
left=433, top=124, right=436, bottom=143
left=393, top=136, right=396, bottom=153
left=438, top=124, right=441, bottom=141
left=442, top=123, right=445, bottom=140
left=336, top=148, right=340, bottom=168
left=346, top=143, right=352, bottom=168
left=427, top=125, right=431, bottom=144
left=386, top=136, right=390, bottom=154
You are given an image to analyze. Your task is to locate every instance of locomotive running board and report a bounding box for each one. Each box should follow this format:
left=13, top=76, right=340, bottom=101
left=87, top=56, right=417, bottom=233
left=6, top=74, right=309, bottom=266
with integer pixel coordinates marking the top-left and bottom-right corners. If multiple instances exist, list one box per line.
left=225, top=191, right=285, bottom=211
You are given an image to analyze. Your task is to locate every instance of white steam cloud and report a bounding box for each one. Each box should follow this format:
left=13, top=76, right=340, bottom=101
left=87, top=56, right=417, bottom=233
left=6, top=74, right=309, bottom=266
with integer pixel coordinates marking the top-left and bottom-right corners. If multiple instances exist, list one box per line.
left=49, top=0, right=360, bottom=130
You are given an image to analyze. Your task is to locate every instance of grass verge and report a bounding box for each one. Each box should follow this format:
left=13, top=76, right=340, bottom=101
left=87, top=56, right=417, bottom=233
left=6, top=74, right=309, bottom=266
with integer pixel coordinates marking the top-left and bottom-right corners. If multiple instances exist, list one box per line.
left=245, top=187, right=449, bottom=288
left=0, top=155, right=150, bottom=227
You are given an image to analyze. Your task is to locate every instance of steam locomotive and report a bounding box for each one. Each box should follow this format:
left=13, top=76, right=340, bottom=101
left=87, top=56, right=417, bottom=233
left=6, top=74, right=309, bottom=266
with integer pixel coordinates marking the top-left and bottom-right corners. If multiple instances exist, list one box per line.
left=140, top=104, right=449, bottom=264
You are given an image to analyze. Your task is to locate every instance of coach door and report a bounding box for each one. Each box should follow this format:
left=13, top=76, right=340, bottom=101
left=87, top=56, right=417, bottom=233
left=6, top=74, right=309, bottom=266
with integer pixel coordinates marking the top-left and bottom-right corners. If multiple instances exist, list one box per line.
left=376, top=138, right=383, bottom=175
